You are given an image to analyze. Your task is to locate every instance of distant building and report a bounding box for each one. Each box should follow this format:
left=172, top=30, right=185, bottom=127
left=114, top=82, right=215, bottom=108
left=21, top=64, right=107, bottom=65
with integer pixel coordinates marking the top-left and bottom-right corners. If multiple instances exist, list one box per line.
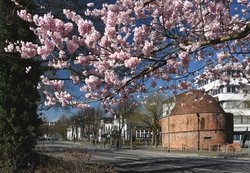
left=66, top=125, right=98, bottom=141
left=196, top=63, right=250, bottom=144
left=161, top=90, right=233, bottom=150
left=42, top=121, right=61, bottom=140
left=98, top=115, right=153, bottom=145
left=66, top=114, right=154, bottom=144
left=98, top=115, right=128, bottom=142
left=67, top=126, right=82, bottom=141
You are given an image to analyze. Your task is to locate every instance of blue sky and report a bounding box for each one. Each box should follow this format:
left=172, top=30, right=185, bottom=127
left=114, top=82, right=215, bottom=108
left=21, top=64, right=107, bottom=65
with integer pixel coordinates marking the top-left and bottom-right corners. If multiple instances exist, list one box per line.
left=41, top=107, right=78, bottom=121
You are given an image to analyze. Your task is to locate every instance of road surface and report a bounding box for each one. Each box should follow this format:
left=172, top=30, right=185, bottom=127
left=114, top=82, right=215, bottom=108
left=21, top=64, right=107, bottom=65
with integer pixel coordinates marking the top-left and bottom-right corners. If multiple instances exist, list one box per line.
left=37, top=141, right=250, bottom=173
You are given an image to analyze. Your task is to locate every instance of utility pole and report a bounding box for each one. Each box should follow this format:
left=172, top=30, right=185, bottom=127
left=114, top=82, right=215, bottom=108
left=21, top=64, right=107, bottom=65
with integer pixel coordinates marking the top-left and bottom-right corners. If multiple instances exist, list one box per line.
left=197, top=113, right=200, bottom=150
left=168, top=113, right=170, bottom=152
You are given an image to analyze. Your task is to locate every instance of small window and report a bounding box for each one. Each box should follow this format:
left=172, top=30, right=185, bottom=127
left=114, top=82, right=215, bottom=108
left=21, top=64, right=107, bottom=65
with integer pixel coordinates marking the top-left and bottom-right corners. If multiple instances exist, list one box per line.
left=234, top=134, right=241, bottom=141
left=136, top=131, right=141, bottom=138
left=232, top=86, right=236, bottom=92
left=204, top=136, right=212, bottom=140
left=245, top=101, right=250, bottom=108
left=219, top=86, right=224, bottom=93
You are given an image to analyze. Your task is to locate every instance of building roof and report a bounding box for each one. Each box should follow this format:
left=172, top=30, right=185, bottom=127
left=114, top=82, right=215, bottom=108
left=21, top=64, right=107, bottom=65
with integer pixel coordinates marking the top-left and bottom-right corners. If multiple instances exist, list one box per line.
left=170, top=90, right=225, bottom=115
left=100, top=116, right=114, bottom=123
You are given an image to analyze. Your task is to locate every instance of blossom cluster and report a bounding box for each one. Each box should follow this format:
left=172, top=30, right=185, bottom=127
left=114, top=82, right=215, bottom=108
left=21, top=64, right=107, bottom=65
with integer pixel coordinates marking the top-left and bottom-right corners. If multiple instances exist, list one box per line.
left=6, top=0, right=250, bottom=108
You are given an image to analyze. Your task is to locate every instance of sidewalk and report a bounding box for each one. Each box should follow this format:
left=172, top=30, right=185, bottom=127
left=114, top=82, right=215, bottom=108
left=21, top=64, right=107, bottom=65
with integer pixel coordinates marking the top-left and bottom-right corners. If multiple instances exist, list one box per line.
left=137, top=145, right=250, bottom=160
left=64, top=141, right=250, bottom=160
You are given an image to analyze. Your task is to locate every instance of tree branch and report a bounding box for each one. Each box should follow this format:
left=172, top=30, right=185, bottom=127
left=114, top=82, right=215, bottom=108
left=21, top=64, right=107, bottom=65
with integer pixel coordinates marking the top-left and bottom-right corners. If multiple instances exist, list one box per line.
left=198, top=23, right=250, bottom=47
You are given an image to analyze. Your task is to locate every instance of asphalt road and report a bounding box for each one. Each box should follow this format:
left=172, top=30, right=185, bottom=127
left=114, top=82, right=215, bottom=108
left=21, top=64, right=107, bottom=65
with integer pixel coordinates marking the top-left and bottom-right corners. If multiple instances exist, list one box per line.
left=110, top=156, right=250, bottom=173
left=37, top=141, right=250, bottom=173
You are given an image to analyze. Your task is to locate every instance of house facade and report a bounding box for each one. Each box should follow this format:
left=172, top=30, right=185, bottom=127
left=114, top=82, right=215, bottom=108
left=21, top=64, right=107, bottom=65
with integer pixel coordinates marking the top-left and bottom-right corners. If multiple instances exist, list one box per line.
left=66, top=114, right=156, bottom=145
left=66, top=126, right=82, bottom=141
left=98, top=115, right=155, bottom=145
left=196, top=64, right=250, bottom=144
left=98, top=115, right=129, bottom=142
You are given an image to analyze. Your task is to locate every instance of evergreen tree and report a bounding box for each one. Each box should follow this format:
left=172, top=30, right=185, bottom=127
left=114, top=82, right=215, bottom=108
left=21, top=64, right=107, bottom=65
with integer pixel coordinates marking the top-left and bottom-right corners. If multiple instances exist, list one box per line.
left=0, top=0, right=42, bottom=172
left=0, top=59, right=42, bottom=172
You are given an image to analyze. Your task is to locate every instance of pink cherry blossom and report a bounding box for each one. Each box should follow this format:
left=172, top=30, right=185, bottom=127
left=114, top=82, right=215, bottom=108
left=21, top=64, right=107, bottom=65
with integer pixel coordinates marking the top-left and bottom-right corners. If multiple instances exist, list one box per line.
left=217, top=52, right=228, bottom=62
left=44, top=91, right=57, bottom=106
left=77, top=20, right=93, bottom=36
left=54, top=91, right=72, bottom=106
left=5, top=0, right=250, bottom=108
left=104, top=70, right=121, bottom=85
left=19, top=41, right=38, bottom=58
left=48, top=59, right=69, bottom=69
left=72, top=102, right=90, bottom=108
left=85, top=75, right=101, bottom=91
left=66, top=39, right=79, bottom=54
left=70, top=75, right=80, bottom=84
left=17, top=10, right=32, bottom=22
left=133, top=25, right=149, bottom=43
left=87, top=3, right=94, bottom=7
left=142, top=40, right=154, bottom=55
left=85, top=30, right=100, bottom=48
left=183, top=1, right=193, bottom=10
left=4, top=43, right=14, bottom=52
left=25, top=66, right=32, bottom=73
left=74, top=55, right=90, bottom=65
left=124, top=57, right=141, bottom=68
left=238, top=0, right=248, bottom=3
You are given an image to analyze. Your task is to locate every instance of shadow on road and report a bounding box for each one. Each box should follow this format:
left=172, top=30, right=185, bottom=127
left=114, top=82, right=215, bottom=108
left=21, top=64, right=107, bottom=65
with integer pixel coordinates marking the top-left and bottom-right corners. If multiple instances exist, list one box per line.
left=113, top=157, right=250, bottom=173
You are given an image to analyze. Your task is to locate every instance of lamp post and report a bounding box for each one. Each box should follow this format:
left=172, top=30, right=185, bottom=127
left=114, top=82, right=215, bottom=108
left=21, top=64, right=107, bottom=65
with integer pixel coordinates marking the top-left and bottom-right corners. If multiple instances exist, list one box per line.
left=164, top=102, right=171, bottom=152
left=197, top=113, right=200, bottom=150
left=168, top=112, right=170, bottom=152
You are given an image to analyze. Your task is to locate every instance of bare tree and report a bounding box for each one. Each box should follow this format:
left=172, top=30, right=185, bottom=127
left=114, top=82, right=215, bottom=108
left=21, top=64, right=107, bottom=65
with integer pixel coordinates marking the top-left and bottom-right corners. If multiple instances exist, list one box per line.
left=54, top=115, right=71, bottom=140
left=72, top=107, right=102, bottom=141
left=39, top=117, right=52, bottom=139
left=140, top=94, right=164, bottom=147
left=113, top=100, right=138, bottom=146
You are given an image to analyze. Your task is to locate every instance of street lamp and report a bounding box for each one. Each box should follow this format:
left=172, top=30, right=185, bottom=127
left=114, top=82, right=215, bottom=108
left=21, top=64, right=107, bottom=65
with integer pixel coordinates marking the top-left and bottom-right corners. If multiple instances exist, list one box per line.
left=168, top=112, right=170, bottom=152
left=197, top=113, right=200, bottom=150
left=163, top=102, right=171, bottom=152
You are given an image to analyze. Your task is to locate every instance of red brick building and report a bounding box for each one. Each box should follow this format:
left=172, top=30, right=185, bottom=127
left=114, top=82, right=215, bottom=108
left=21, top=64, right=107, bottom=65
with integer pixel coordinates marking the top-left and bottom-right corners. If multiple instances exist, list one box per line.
left=161, top=90, right=233, bottom=150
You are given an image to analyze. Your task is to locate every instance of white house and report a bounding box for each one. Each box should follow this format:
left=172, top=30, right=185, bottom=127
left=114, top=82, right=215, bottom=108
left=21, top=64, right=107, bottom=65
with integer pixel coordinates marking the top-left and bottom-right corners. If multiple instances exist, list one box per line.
left=66, top=126, right=82, bottom=141
left=98, top=114, right=156, bottom=146
left=98, top=115, right=129, bottom=142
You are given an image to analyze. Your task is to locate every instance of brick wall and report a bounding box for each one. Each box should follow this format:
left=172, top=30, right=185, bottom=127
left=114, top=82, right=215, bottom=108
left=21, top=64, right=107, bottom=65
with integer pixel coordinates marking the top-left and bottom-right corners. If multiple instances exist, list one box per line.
left=161, top=112, right=233, bottom=150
